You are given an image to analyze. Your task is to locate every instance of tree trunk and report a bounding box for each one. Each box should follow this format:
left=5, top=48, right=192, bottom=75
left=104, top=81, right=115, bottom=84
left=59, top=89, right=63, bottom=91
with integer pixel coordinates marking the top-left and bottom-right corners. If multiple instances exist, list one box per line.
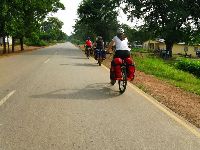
left=20, top=37, right=24, bottom=51
left=12, top=37, right=15, bottom=52
left=165, top=41, right=173, bottom=58
left=3, top=36, right=6, bottom=54
left=7, top=37, right=10, bottom=53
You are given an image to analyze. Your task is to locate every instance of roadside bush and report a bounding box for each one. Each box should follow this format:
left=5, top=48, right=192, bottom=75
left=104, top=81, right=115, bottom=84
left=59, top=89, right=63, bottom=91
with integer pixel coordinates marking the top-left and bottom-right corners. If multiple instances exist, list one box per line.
left=70, top=39, right=83, bottom=45
left=25, top=39, right=48, bottom=46
left=25, top=33, right=48, bottom=46
left=175, top=58, right=200, bottom=78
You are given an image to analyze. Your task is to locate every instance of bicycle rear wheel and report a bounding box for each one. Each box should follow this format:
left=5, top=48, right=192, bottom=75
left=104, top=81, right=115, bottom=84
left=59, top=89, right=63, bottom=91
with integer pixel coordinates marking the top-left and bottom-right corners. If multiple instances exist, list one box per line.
left=86, top=49, right=90, bottom=58
left=97, top=50, right=102, bottom=66
left=98, top=56, right=102, bottom=66
left=118, top=66, right=127, bottom=94
left=98, top=59, right=102, bottom=66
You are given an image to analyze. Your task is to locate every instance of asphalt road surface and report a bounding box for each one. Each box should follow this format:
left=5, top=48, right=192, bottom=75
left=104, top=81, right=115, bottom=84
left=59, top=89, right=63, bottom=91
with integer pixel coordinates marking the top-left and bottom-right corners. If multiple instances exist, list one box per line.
left=0, top=42, right=200, bottom=150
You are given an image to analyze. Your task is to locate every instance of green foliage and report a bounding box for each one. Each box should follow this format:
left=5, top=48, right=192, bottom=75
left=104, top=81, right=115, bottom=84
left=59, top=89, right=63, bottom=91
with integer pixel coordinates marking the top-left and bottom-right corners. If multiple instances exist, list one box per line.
left=121, top=0, right=200, bottom=57
left=25, top=33, right=48, bottom=46
left=175, top=58, right=200, bottom=78
left=75, top=0, right=120, bottom=42
left=134, top=55, right=200, bottom=95
left=131, top=48, right=147, bottom=53
left=0, top=0, right=65, bottom=52
left=70, top=38, right=84, bottom=45
left=40, top=17, right=67, bottom=42
left=122, top=24, right=153, bottom=44
left=25, top=39, right=48, bottom=46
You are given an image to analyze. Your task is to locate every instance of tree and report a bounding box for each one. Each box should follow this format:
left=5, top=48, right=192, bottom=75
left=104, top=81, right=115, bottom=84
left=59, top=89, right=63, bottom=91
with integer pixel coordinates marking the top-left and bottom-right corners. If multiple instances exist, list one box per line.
left=76, top=0, right=120, bottom=42
left=0, top=0, right=65, bottom=52
left=120, top=0, right=200, bottom=57
left=0, top=0, right=9, bottom=53
left=39, top=17, right=67, bottom=42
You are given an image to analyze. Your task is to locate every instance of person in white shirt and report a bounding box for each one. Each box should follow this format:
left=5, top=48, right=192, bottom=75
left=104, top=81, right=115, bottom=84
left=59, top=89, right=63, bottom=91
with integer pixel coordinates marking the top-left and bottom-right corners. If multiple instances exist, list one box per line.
left=107, top=28, right=135, bottom=85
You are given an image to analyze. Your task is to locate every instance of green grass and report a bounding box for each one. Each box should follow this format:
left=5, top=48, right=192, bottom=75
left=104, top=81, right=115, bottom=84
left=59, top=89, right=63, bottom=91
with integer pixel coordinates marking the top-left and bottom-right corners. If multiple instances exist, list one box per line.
left=131, top=48, right=148, bottom=53
left=134, top=54, right=200, bottom=95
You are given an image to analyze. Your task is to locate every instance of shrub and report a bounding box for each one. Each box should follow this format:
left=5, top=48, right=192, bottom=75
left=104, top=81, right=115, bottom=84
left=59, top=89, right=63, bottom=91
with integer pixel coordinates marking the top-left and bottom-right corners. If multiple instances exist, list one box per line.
left=25, top=33, right=48, bottom=46
left=25, top=39, right=48, bottom=46
left=175, top=58, right=200, bottom=78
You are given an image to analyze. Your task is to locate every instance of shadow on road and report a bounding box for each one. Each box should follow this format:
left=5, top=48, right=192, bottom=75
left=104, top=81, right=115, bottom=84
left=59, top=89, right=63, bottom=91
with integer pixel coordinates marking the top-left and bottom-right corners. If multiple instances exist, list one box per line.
left=65, top=56, right=88, bottom=60
left=31, top=83, right=120, bottom=100
left=73, top=63, right=98, bottom=67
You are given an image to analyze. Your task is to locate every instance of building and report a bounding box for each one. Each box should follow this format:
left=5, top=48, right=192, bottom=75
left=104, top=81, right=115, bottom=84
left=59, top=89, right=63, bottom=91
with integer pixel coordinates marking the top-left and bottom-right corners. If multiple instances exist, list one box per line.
left=143, top=39, right=200, bottom=57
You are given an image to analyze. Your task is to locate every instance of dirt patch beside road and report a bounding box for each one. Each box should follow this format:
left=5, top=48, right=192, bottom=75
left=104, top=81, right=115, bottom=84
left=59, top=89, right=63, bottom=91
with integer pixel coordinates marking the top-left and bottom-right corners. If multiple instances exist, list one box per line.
left=0, top=45, right=46, bottom=58
left=102, top=54, right=200, bottom=128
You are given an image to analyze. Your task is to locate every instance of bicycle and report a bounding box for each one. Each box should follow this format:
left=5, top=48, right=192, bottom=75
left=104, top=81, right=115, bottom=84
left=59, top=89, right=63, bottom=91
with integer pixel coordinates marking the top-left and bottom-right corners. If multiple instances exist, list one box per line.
left=110, top=59, right=128, bottom=94
left=85, top=47, right=91, bottom=59
left=95, top=49, right=106, bottom=66
left=118, top=60, right=127, bottom=94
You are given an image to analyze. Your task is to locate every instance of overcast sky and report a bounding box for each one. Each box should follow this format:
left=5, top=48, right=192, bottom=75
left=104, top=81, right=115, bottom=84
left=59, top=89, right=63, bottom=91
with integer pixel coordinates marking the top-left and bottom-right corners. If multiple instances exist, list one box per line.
left=53, top=0, right=141, bottom=35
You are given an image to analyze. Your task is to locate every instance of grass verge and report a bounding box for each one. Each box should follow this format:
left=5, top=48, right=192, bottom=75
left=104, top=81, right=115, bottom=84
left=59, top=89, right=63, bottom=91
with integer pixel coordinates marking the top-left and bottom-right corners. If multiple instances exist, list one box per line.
left=133, top=53, right=200, bottom=95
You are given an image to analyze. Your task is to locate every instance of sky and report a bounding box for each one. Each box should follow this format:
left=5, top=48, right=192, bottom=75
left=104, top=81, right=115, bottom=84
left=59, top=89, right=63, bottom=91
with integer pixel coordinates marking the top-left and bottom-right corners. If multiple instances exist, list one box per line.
left=53, top=0, right=142, bottom=36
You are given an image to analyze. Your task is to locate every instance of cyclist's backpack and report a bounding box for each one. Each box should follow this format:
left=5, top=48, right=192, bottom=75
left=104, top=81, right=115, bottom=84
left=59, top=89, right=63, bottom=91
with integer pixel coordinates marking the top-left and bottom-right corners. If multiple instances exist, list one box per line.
left=110, top=58, right=122, bottom=80
left=124, top=57, right=135, bottom=80
left=96, top=39, right=104, bottom=49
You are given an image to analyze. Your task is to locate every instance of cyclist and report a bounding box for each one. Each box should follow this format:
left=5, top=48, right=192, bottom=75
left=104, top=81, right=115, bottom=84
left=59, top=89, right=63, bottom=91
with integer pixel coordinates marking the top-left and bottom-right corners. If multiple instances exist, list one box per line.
left=107, top=28, right=135, bottom=85
left=85, top=37, right=93, bottom=56
left=93, top=36, right=106, bottom=60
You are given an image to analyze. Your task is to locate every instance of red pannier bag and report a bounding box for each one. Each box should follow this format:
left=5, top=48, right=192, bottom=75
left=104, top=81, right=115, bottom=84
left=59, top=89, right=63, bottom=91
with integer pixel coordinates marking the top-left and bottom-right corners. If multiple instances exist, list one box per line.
left=124, top=57, right=135, bottom=81
left=110, top=58, right=122, bottom=80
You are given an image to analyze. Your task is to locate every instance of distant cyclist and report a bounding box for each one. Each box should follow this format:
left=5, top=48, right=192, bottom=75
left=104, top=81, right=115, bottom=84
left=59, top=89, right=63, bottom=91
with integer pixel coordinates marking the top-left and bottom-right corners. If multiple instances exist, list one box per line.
left=107, top=28, right=135, bottom=85
left=93, top=36, right=106, bottom=60
left=85, top=37, right=93, bottom=56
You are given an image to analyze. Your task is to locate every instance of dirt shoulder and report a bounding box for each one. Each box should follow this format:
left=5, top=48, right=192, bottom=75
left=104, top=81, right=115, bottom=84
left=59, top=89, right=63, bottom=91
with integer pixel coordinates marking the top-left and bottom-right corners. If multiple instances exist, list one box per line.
left=102, top=54, right=200, bottom=128
left=0, top=45, right=46, bottom=58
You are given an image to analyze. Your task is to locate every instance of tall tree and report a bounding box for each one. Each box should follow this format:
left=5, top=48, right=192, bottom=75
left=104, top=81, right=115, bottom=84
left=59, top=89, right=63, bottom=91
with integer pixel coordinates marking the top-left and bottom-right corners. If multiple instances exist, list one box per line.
left=0, top=0, right=9, bottom=53
left=40, top=17, right=66, bottom=42
left=1, top=0, right=65, bottom=52
left=77, top=0, right=120, bottom=42
left=120, top=0, right=200, bottom=57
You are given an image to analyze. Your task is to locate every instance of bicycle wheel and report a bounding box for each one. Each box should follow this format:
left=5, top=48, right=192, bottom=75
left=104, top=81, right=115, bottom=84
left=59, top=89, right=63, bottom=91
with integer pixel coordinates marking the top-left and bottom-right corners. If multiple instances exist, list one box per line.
left=86, top=49, right=90, bottom=58
left=118, top=66, right=127, bottom=94
left=97, top=50, right=102, bottom=66
left=98, top=59, right=102, bottom=66
left=98, top=55, right=102, bottom=66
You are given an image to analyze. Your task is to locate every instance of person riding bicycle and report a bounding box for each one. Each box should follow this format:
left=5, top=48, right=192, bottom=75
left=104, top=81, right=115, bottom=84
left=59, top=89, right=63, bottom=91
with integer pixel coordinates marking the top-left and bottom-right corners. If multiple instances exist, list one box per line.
left=93, top=36, right=106, bottom=60
left=85, top=37, right=93, bottom=55
left=107, top=28, right=135, bottom=85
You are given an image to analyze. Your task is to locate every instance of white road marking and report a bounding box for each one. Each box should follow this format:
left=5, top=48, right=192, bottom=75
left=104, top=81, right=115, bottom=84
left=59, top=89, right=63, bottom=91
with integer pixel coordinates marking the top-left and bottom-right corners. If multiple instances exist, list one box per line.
left=100, top=63, right=200, bottom=138
left=44, top=59, right=50, bottom=63
left=0, top=90, right=16, bottom=106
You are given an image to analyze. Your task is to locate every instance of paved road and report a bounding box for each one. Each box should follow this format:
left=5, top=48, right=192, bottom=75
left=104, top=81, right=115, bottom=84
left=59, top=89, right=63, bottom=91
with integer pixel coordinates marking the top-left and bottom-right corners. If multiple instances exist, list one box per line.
left=0, top=42, right=200, bottom=150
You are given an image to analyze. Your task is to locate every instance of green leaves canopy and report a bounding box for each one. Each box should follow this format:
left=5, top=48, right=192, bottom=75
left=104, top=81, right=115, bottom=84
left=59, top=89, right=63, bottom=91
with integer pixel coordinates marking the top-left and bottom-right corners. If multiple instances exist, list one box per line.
left=75, top=0, right=120, bottom=42
left=121, top=0, right=200, bottom=56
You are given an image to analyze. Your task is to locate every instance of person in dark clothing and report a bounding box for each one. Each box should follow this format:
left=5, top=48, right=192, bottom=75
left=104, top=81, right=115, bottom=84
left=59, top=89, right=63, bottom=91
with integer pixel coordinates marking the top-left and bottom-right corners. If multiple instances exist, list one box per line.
left=93, top=36, right=106, bottom=60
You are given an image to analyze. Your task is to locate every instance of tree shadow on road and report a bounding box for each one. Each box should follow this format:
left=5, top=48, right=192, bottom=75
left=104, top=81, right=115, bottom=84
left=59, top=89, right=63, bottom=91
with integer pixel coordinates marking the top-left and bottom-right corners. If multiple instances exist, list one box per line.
left=65, top=56, right=88, bottom=60
left=31, top=83, right=120, bottom=100
left=73, top=63, right=98, bottom=67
